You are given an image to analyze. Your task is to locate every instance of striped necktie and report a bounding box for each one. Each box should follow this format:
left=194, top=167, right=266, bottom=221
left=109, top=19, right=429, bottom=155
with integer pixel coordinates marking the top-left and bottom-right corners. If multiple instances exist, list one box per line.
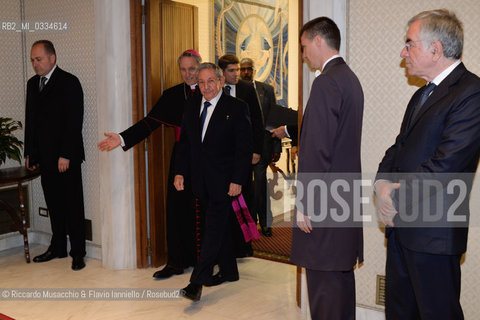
left=409, top=82, right=436, bottom=127
left=39, top=76, right=47, bottom=92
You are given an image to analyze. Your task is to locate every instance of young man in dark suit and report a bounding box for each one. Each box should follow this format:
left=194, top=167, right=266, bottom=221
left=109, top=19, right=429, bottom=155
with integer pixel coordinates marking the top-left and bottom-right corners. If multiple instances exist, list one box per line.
left=239, top=57, right=281, bottom=237
left=289, top=17, right=364, bottom=319
left=174, top=63, right=252, bottom=302
left=98, top=50, right=201, bottom=279
left=375, top=10, right=480, bottom=319
left=25, top=40, right=86, bottom=271
left=218, top=54, right=263, bottom=257
left=218, top=54, right=263, bottom=164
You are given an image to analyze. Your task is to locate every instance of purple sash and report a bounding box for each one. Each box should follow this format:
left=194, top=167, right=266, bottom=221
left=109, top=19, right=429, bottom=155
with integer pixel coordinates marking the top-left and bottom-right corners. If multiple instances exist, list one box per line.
left=232, top=194, right=261, bottom=242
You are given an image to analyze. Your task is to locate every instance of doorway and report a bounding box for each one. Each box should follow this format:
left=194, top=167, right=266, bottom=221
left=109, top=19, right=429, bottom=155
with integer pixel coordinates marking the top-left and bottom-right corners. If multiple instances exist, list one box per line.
left=130, top=0, right=198, bottom=268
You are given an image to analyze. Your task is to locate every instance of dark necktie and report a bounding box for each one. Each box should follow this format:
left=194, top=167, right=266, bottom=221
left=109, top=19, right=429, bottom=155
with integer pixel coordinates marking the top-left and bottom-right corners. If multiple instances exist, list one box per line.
left=39, top=76, right=47, bottom=92
left=409, top=82, right=436, bottom=127
left=225, top=85, right=231, bottom=95
left=200, top=101, right=212, bottom=136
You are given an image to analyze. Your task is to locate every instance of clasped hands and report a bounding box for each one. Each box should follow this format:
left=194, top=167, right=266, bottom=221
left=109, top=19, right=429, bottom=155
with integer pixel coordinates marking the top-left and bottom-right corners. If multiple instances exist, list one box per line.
left=374, top=180, right=401, bottom=227
left=26, top=156, right=70, bottom=173
left=296, top=180, right=401, bottom=232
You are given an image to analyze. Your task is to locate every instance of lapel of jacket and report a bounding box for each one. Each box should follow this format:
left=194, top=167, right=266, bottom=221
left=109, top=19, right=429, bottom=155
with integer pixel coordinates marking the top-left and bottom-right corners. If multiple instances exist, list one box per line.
left=400, top=89, right=423, bottom=135
left=190, top=96, right=202, bottom=143
left=236, top=79, right=254, bottom=101
left=254, top=80, right=262, bottom=95
left=235, top=80, right=244, bottom=98
left=406, top=63, right=466, bottom=134
left=254, top=81, right=267, bottom=113
left=39, top=66, right=61, bottom=96
left=31, top=75, right=41, bottom=96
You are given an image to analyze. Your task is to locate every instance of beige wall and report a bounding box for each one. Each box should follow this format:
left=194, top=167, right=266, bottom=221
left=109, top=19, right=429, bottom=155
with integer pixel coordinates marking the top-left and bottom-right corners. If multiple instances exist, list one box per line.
left=0, top=0, right=24, bottom=169
left=348, top=1, right=480, bottom=317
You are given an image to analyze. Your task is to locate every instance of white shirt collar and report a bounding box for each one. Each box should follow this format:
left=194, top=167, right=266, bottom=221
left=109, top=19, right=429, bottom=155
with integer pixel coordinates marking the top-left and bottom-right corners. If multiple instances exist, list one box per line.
left=321, top=54, right=341, bottom=71
left=431, top=60, right=461, bottom=86
left=201, top=89, right=223, bottom=112
left=42, top=65, right=57, bottom=83
left=200, top=90, right=223, bottom=140
left=224, top=83, right=236, bottom=97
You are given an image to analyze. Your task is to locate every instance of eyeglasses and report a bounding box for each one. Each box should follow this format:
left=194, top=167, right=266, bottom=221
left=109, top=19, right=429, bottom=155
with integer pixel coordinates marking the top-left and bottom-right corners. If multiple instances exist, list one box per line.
left=240, top=67, right=253, bottom=72
left=404, top=40, right=424, bottom=52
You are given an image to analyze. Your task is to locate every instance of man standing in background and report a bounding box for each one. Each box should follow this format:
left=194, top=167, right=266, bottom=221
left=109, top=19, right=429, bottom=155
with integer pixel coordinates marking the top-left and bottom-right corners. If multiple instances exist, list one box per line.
left=98, top=50, right=201, bottom=279
left=218, top=54, right=263, bottom=256
left=239, top=57, right=280, bottom=237
left=25, top=40, right=86, bottom=271
left=375, top=10, right=480, bottom=319
left=290, top=17, right=364, bottom=319
left=218, top=54, right=263, bottom=165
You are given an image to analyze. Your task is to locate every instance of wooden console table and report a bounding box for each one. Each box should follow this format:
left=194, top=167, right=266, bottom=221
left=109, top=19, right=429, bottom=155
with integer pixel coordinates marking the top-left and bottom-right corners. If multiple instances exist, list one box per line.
left=0, top=166, right=40, bottom=263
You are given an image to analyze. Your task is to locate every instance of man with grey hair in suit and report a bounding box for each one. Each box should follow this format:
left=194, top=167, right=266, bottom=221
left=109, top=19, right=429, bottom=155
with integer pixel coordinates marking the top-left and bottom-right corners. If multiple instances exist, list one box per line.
left=175, top=62, right=253, bottom=302
left=376, top=9, right=480, bottom=319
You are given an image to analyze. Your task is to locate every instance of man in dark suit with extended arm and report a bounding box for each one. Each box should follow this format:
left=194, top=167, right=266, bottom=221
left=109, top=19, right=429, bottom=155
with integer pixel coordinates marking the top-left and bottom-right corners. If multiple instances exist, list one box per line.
left=239, top=57, right=281, bottom=236
left=98, top=50, right=201, bottom=279
left=375, top=10, right=480, bottom=320
left=289, top=18, right=364, bottom=319
left=25, top=40, right=86, bottom=271
left=174, top=63, right=252, bottom=302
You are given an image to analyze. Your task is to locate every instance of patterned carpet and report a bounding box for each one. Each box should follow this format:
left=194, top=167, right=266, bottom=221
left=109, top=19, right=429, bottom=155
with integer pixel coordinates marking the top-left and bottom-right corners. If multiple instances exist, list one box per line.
left=252, top=215, right=293, bottom=264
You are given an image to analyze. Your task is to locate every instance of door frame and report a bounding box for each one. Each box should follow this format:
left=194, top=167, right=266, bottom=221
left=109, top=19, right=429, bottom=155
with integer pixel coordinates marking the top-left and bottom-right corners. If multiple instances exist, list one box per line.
left=129, top=0, right=149, bottom=268
left=129, top=0, right=304, bottom=269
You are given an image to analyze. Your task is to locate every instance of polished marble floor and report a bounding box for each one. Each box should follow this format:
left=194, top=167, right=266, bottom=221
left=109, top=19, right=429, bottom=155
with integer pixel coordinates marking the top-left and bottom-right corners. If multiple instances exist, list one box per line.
left=0, top=245, right=303, bottom=320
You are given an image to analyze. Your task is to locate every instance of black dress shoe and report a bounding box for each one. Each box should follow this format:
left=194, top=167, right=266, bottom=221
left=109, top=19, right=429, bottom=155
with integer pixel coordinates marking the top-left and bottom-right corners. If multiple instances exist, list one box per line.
left=72, top=256, right=86, bottom=271
left=153, top=265, right=184, bottom=279
left=33, top=250, right=67, bottom=263
left=205, top=272, right=239, bottom=287
left=180, top=283, right=202, bottom=302
left=261, top=227, right=273, bottom=237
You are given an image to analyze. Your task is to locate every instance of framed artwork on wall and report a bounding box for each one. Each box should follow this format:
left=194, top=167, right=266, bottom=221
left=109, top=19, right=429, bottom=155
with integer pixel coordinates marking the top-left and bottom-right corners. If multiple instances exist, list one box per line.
left=214, top=0, right=289, bottom=106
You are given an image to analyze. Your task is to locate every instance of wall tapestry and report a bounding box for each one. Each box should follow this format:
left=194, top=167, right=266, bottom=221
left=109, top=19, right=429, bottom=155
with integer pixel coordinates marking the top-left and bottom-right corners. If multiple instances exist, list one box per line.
left=214, top=0, right=289, bottom=107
